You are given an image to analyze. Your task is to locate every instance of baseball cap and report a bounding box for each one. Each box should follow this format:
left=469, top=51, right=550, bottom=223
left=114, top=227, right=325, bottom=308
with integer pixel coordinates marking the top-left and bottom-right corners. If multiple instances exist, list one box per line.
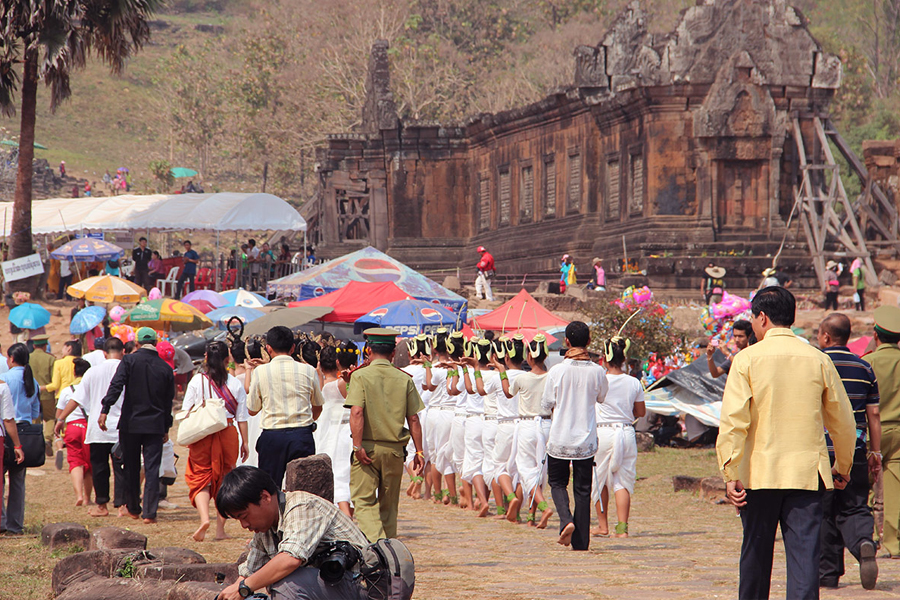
left=136, top=327, right=158, bottom=344
left=477, top=246, right=485, bottom=252
left=156, top=340, right=176, bottom=369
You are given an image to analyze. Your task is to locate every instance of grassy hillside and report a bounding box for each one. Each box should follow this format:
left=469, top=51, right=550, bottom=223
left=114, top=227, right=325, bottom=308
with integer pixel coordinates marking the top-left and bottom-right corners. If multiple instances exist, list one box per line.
left=0, top=10, right=243, bottom=196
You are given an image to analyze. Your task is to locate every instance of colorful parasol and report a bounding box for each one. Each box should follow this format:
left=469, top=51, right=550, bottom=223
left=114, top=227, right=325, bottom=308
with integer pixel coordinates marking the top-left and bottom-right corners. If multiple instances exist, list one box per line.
left=182, top=290, right=227, bottom=308
left=207, top=306, right=265, bottom=329
left=70, top=305, right=106, bottom=335
left=67, top=275, right=147, bottom=304
left=9, top=303, right=51, bottom=330
left=122, top=298, right=212, bottom=332
left=51, top=238, right=124, bottom=262
left=221, top=288, right=270, bottom=308
left=186, top=299, right=218, bottom=314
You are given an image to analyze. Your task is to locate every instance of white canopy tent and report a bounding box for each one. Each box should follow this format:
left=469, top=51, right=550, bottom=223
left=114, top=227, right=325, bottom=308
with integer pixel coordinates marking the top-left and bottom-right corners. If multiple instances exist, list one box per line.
left=0, top=192, right=306, bottom=235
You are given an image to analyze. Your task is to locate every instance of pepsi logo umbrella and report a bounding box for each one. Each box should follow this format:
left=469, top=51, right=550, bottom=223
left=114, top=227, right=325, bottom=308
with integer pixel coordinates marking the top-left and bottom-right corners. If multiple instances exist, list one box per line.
left=70, top=305, right=106, bottom=335
left=9, top=302, right=51, bottom=330
left=221, top=288, right=269, bottom=308
left=354, top=298, right=459, bottom=336
left=51, top=238, right=124, bottom=262
left=207, top=305, right=264, bottom=329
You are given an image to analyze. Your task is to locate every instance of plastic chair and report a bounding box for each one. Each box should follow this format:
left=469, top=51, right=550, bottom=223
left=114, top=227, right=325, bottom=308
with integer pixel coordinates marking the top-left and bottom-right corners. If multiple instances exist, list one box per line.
left=157, top=267, right=180, bottom=297
left=223, top=269, right=236, bottom=289
left=195, top=268, right=212, bottom=290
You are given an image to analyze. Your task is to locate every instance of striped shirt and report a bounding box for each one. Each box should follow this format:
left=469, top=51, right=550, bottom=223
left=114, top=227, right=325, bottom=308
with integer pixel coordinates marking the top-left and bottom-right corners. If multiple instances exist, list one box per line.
left=823, top=346, right=879, bottom=449
left=238, top=490, right=369, bottom=577
left=247, top=355, right=324, bottom=430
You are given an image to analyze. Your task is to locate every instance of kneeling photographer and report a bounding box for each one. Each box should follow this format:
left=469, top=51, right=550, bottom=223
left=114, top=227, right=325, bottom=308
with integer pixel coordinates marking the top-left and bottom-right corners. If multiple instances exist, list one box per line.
left=215, top=466, right=414, bottom=600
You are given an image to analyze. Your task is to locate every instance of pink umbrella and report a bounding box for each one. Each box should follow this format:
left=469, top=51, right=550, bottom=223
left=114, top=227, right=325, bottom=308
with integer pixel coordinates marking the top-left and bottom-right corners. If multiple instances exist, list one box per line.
left=187, top=299, right=218, bottom=314
left=182, top=290, right=227, bottom=308
left=848, top=335, right=874, bottom=357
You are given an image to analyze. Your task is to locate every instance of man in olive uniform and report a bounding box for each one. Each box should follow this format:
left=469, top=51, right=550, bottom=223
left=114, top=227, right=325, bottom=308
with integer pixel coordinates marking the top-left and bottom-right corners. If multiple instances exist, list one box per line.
left=865, top=306, right=900, bottom=558
left=345, top=328, right=425, bottom=542
left=29, top=334, right=57, bottom=455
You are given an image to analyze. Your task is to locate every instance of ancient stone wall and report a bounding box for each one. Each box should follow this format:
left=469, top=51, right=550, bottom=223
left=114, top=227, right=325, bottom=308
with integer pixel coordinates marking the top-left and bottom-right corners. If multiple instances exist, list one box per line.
left=314, top=0, right=843, bottom=288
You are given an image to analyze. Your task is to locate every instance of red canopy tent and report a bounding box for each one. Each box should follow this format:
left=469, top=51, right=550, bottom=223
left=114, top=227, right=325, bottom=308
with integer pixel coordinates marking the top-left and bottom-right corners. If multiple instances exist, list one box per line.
left=288, top=281, right=410, bottom=322
left=470, top=289, right=569, bottom=332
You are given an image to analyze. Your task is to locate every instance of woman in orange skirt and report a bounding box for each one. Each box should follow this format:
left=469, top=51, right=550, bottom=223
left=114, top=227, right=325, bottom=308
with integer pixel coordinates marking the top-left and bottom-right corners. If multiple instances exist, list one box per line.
left=183, top=341, right=249, bottom=541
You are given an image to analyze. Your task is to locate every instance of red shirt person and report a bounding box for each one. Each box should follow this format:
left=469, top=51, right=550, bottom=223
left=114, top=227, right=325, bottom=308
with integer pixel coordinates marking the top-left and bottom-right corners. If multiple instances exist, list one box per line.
left=475, top=246, right=495, bottom=301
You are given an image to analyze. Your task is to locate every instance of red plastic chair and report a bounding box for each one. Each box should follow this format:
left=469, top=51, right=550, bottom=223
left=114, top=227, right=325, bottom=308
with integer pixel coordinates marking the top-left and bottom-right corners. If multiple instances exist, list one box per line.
left=223, top=269, right=236, bottom=289
left=195, top=268, right=212, bottom=290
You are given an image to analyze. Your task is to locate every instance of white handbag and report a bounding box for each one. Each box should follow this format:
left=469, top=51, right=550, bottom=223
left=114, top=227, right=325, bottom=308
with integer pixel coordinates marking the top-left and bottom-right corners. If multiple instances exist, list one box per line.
left=176, top=375, right=228, bottom=446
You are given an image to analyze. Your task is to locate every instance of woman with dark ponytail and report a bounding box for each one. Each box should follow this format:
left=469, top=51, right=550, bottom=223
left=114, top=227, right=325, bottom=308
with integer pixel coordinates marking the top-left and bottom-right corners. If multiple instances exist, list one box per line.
left=499, top=334, right=553, bottom=528
left=487, top=334, right=526, bottom=522
left=592, top=336, right=645, bottom=538
left=313, top=344, right=354, bottom=517
left=401, top=334, right=433, bottom=501
left=1, top=343, right=41, bottom=534
left=182, top=341, right=250, bottom=542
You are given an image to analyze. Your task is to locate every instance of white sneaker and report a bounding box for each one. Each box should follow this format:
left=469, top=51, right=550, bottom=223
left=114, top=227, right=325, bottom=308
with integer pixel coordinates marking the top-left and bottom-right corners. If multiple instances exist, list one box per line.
left=157, top=500, right=178, bottom=510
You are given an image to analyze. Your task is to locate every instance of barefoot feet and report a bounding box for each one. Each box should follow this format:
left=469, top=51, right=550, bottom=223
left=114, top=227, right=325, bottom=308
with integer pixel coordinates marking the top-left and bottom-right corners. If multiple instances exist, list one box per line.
left=537, top=508, right=554, bottom=530
left=558, top=522, right=575, bottom=546
left=89, top=505, right=109, bottom=517
left=506, top=497, right=521, bottom=523
left=477, top=502, right=491, bottom=518
left=192, top=521, right=210, bottom=542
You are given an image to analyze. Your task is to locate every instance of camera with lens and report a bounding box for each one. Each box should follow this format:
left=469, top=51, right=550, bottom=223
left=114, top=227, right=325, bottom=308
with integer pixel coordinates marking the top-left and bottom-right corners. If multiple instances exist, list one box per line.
left=312, top=541, right=361, bottom=585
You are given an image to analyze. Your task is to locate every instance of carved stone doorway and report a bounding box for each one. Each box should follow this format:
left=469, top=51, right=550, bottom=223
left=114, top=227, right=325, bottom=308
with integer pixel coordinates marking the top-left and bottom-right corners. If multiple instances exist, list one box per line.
left=716, top=160, right=762, bottom=230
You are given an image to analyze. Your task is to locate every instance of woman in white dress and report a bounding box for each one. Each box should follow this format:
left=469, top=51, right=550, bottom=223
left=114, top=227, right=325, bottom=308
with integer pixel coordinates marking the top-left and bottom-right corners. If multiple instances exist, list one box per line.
left=402, top=334, right=432, bottom=500
left=182, top=341, right=249, bottom=541
left=487, top=335, right=524, bottom=522
left=461, top=338, right=498, bottom=518
left=593, top=336, right=645, bottom=538
left=446, top=331, right=470, bottom=508
left=500, top=334, right=553, bottom=528
left=427, top=328, right=455, bottom=504
left=312, top=344, right=354, bottom=517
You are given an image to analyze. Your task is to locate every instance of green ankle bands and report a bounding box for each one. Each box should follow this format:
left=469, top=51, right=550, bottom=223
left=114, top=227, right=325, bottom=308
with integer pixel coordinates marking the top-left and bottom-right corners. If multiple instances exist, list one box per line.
left=615, top=522, right=628, bottom=534
left=537, top=501, right=548, bottom=511
left=505, top=493, right=517, bottom=502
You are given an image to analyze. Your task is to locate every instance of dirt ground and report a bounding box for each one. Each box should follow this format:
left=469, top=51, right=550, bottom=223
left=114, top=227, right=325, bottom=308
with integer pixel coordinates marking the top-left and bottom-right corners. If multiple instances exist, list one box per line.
left=0, top=299, right=895, bottom=599
left=2, top=447, right=898, bottom=599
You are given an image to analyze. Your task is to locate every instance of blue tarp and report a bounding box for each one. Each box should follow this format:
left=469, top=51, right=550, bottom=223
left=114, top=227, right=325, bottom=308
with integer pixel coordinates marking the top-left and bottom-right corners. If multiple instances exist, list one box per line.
left=268, top=246, right=467, bottom=320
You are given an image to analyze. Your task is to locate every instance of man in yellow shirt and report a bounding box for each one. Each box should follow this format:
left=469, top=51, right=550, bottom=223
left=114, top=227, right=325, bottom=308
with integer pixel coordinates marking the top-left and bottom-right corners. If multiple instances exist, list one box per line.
left=716, top=286, right=856, bottom=599
left=864, top=305, right=900, bottom=559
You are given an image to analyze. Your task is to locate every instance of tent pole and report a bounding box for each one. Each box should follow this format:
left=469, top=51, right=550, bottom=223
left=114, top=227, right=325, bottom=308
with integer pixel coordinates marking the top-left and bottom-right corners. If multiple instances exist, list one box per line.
left=216, top=230, right=220, bottom=292
left=303, top=230, right=307, bottom=272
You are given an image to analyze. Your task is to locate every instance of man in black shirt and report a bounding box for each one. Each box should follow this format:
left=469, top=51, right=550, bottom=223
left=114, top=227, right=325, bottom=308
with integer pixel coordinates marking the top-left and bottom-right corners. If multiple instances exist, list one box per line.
left=98, top=327, right=175, bottom=523
left=132, top=237, right=153, bottom=290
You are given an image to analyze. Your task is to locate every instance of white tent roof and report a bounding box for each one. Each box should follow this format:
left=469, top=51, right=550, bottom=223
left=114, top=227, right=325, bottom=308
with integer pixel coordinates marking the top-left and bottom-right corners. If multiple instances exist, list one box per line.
left=0, top=192, right=306, bottom=235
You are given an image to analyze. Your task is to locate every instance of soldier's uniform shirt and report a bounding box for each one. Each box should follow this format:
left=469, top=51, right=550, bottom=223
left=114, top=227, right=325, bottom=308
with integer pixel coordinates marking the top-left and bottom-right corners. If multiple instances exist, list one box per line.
left=29, top=347, right=56, bottom=420
left=863, top=342, right=900, bottom=555
left=344, top=358, right=424, bottom=542
left=344, top=359, right=424, bottom=444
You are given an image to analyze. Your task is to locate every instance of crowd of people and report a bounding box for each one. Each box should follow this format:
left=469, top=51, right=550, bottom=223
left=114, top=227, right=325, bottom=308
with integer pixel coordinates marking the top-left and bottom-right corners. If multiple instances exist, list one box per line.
left=5, top=272, right=900, bottom=597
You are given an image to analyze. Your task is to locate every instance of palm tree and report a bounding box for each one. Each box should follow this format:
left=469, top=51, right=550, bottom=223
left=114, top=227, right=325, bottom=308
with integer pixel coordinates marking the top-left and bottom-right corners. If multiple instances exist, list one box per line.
left=0, top=0, right=161, bottom=293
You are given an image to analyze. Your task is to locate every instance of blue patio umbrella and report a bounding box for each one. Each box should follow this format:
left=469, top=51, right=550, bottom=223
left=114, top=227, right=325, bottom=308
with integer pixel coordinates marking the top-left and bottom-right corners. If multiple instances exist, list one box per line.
left=221, top=288, right=269, bottom=308
left=208, top=306, right=264, bottom=329
left=353, top=298, right=459, bottom=336
left=51, top=238, right=124, bottom=262
left=70, top=305, right=106, bottom=335
left=9, top=303, right=51, bottom=330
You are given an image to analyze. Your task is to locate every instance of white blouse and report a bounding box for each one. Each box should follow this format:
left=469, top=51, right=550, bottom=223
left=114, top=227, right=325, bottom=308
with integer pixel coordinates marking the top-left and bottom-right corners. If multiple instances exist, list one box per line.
left=510, top=371, right=549, bottom=417
left=182, top=373, right=250, bottom=422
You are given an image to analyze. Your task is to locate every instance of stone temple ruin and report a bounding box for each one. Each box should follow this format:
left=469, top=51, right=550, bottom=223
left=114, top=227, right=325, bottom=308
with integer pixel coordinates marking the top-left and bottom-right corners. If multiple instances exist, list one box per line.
left=309, top=0, right=895, bottom=290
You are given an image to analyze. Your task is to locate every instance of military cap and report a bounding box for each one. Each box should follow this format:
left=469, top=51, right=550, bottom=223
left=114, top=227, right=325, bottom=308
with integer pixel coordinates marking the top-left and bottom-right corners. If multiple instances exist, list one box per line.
left=874, top=306, right=900, bottom=336
left=363, top=327, right=401, bottom=344
left=31, top=334, right=50, bottom=345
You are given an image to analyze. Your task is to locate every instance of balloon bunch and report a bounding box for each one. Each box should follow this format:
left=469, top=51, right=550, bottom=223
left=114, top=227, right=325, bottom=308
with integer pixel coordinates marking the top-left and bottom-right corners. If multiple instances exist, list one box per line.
left=148, top=287, right=163, bottom=300
left=615, top=285, right=653, bottom=309
left=109, top=305, right=126, bottom=323
left=709, top=291, right=751, bottom=321
left=110, top=323, right=135, bottom=343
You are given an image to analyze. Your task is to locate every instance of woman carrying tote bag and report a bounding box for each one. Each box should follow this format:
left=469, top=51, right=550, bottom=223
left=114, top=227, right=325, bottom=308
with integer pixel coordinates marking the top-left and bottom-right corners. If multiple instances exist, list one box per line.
left=182, top=341, right=249, bottom=542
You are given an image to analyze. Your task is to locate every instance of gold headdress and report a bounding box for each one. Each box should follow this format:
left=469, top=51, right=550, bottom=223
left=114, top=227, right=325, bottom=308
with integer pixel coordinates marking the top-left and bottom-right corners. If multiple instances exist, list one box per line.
left=603, top=336, right=631, bottom=362
left=474, top=338, right=492, bottom=361
left=406, top=333, right=431, bottom=356
left=529, top=333, right=550, bottom=358
left=448, top=330, right=464, bottom=355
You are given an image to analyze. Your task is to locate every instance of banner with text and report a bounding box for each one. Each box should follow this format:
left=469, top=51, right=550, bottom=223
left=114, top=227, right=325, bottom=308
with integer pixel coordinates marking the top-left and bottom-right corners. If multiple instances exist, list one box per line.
left=1, top=253, right=45, bottom=282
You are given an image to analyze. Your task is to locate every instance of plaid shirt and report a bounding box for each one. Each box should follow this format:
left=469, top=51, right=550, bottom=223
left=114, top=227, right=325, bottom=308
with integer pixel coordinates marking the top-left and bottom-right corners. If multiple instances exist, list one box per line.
left=248, top=356, right=324, bottom=430
left=238, top=491, right=369, bottom=577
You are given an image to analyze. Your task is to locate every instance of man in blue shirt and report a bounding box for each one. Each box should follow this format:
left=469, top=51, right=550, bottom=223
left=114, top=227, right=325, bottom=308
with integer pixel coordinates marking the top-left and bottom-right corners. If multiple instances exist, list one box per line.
left=817, top=313, right=881, bottom=590
left=175, top=240, right=200, bottom=298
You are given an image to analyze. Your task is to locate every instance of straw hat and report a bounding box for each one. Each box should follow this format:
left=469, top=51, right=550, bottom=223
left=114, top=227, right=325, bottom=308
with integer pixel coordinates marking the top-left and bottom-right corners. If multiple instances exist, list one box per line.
left=826, top=260, right=838, bottom=270
left=592, top=257, right=602, bottom=265
left=705, top=265, right=726, bottom=278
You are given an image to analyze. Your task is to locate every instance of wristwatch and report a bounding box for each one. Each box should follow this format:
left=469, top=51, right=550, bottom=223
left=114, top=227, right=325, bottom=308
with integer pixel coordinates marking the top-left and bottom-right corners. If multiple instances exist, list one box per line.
left=353, top=445, right=362, bottom=452
left=238, top=580, right=253, bottom=598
